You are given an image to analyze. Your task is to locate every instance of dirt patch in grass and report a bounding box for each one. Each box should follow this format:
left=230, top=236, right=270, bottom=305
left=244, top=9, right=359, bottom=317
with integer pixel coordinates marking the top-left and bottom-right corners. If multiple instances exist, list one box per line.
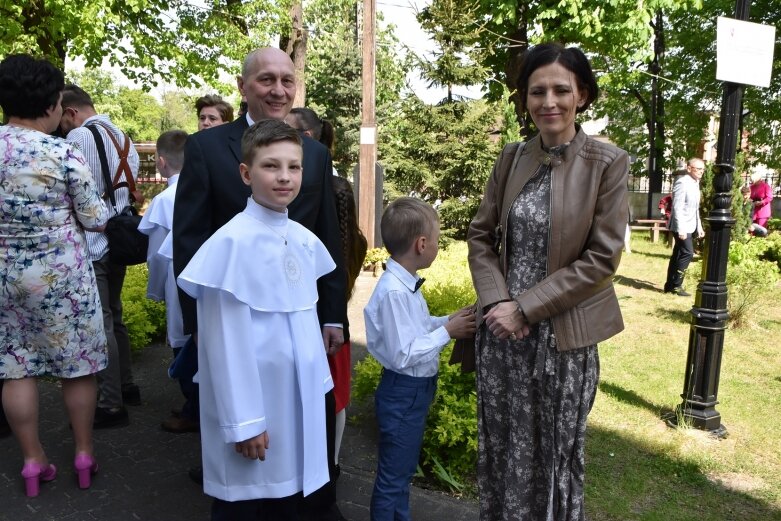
left=707, top=472, right=767, bottom=494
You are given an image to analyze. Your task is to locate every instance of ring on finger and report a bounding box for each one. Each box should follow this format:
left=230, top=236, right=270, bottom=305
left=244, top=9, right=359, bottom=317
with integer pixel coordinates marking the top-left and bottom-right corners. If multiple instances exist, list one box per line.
left=510, top=332, right=517, bottom=340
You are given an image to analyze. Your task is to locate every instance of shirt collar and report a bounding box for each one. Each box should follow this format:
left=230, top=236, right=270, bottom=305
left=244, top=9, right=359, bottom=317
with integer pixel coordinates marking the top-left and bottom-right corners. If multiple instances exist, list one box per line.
left=167, top=173, right=180, bottom=186
left=386, top=258, right=423, bottom=293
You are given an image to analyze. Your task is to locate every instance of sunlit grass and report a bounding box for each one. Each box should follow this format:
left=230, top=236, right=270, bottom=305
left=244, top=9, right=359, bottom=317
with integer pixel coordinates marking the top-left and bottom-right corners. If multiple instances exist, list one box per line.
left=587, top=236, right=781, bottom=520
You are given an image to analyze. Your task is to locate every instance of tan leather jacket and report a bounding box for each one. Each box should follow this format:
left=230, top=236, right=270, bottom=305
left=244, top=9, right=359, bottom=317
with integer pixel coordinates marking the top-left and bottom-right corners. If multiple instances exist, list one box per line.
left=468, top=128, right=628, bottom=351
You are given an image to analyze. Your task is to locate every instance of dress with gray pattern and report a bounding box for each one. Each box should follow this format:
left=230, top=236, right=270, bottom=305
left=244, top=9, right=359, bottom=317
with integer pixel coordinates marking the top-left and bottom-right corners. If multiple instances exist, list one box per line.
left=476, top=144, right=599, bottom=521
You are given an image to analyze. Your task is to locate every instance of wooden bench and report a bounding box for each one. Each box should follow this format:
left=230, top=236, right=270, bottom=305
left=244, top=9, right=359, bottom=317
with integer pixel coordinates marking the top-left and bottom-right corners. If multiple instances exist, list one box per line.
left=630, top=219, right=669, bottom=243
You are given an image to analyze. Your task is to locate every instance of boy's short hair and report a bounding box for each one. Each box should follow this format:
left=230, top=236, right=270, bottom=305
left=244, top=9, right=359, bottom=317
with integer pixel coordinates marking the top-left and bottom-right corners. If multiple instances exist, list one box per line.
left=156, top=130, right=188, bottom=171
left=241, top=119, right=302, bottom=165
left=381, top=197, right=439, bottom=256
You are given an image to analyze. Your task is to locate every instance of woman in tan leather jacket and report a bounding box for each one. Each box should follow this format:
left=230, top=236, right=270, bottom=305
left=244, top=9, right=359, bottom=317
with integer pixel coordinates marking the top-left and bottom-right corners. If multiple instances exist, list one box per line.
left=467, top=43, right=629, bottom=521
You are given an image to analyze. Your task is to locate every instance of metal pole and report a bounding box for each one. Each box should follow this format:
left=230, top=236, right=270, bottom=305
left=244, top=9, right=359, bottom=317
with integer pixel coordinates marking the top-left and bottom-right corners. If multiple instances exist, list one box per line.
left=647, top=59, right=658, bottom=219
left=673, top=0, right=751, bottom=437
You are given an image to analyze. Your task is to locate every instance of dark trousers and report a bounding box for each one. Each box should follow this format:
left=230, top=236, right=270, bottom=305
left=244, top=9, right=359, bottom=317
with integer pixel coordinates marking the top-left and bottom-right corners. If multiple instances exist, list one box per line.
left=299, top=389, right=341, bottom=521
left=172, top=338, right=199, bottom=421
left=370, top=370, right=437, bottom=521
left=93, top=254, right=133, bottom=409
left=665, top=232, right=694, bottom=292
left=211, top=494, right=300, bottom=521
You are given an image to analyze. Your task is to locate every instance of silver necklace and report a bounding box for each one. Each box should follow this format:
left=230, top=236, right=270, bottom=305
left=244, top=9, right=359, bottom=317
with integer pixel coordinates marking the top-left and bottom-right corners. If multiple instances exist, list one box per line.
left=259, top=220, right=287, bottom=245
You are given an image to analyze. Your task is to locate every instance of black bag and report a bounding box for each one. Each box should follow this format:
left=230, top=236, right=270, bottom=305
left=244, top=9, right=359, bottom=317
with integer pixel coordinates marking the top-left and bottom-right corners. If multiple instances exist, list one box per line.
left=87, top=124, right=148, bottom=266
left=104, top=205, right=147, bottom=265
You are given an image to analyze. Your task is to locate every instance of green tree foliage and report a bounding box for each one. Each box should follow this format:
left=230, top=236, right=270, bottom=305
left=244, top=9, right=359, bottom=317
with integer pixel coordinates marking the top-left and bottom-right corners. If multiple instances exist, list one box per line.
left=66, top=68, right=201, bottom=141
left=417, top=0, right=488, bottom=102
left=0, top=0, right=286, bottom=89
left=302, top=0, right=409, bottom=172
left=380, top=96, right=504, bottom=239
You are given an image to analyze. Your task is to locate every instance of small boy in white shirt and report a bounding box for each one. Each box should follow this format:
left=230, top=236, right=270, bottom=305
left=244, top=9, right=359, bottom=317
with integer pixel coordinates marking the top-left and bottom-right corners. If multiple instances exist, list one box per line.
left=137, top=130, right=199, bottom=433
left=363, top=197, right=476, bottom=521
left=177, top=120, right=335, bottom=520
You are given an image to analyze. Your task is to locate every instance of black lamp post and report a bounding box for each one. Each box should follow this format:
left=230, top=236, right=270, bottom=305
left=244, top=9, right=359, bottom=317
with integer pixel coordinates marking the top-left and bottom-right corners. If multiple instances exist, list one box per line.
left=673, top=0, right=752, bottom=437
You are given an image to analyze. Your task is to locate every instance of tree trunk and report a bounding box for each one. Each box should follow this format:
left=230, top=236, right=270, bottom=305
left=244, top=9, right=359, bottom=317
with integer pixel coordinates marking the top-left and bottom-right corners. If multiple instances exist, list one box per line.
left=283, top=0, right=307, bottom=107
left=505, top=4, right=531, bottom=137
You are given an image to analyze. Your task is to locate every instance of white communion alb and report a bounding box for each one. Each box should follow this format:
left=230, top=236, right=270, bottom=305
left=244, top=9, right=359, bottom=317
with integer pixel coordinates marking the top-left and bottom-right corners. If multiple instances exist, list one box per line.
left=178, top=197, right=335, bottom=502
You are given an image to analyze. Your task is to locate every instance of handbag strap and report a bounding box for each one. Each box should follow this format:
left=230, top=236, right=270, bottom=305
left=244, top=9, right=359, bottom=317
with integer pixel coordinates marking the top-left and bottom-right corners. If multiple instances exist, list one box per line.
left=86, top=124, right=118, bottom=213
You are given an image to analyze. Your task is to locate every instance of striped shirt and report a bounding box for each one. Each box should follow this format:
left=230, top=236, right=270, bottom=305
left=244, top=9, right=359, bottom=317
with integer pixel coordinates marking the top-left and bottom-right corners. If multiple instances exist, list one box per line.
left=66, top=115, right=140, bottom=261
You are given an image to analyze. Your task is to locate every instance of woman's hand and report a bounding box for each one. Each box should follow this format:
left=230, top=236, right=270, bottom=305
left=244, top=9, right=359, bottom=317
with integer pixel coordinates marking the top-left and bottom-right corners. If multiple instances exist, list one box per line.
left=485, top=301, right=530, bottom=341
left=235, top=431, right=269, bottom=461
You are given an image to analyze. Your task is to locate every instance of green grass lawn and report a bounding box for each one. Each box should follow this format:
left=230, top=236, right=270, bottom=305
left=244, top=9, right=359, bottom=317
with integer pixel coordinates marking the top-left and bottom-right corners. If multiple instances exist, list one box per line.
left=587, top=236, right=781, bottom=520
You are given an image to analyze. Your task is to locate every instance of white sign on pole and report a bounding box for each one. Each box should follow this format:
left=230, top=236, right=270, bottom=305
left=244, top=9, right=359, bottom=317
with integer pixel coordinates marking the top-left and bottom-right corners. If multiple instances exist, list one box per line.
left=716, top=17, right=776, bottom=88
left=360, top=126, right=376, bottom=145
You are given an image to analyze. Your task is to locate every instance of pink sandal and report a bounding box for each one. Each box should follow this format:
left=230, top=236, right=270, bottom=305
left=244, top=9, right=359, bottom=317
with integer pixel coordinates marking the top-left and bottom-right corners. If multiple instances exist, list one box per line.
left=21, top=461, right=57, bottom=497
left=74, top=453, right=99, bottom=489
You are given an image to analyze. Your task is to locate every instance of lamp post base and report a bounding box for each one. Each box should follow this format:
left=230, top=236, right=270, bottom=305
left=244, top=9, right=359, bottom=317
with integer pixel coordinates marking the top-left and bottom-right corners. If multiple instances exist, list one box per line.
left=662, top=408, right=729, bottom=439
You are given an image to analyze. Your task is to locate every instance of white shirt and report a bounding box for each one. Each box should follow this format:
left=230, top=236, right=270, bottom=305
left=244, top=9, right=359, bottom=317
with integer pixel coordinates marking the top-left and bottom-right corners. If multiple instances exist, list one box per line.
left=364, top=258, right=450, bottom=378
left=66, top=115, right=140, bottom=261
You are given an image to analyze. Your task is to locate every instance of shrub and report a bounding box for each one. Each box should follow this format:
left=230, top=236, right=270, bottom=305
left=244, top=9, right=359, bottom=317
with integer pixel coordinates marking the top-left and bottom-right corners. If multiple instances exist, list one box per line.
left=363, top=247, right=389, bottom=270
left=353, top=241, right=479, bottom=488
left=121, top=264, right=167, bottom=350
left=725, top=238, right=780, bottom=328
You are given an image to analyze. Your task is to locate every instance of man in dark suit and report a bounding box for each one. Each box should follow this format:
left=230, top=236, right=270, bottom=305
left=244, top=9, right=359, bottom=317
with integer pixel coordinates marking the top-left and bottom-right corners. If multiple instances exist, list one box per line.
left=173, top=47, right=347, bottom=521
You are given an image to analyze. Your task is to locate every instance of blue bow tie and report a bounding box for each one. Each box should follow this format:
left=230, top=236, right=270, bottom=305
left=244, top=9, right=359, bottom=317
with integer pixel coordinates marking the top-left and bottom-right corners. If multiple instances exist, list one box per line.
left=414, top=277, right=425, bottom=292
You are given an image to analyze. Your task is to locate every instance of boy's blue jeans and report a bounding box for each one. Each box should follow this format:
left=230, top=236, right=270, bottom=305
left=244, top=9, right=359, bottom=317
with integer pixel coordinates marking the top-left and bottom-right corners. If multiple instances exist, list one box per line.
left=370, top=369, right=437, bottom=521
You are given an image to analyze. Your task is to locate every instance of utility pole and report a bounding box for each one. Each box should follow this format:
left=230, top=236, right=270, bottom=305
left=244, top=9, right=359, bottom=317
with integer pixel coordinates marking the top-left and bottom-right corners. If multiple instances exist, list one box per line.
left=359, top=0, right=377, bottom=247
left=672, top=0, right=752, bottom=437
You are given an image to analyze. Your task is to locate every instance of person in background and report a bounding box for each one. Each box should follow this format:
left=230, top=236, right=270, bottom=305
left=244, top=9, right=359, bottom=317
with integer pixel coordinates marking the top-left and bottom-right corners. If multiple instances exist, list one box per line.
left=749, top=171, right=773, bottom=230
left=137, top=130, right=199, bottom=433
left=664, top=158, right=705, bottom=297
left=60, top=84, right=141, bottom=428
left=740, top=184, right=768, bottom=237
left=468, top=43, right=628, bottom=521
left=364, top=197, right=475, bottom=521
left=329, top=176, right=368, bottom=477
left=195, top=95, right=234, bottom=131
left=0, top=54, right=109, bottom=496
left=287, top=107, right=338, bottom=176
left=178, top=120, right=335, bottom=520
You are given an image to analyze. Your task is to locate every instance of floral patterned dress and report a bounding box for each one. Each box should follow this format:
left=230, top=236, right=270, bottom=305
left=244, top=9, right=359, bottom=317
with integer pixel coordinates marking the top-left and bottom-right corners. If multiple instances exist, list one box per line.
left=476, top=145, right=599, bottom=521
left=1, top=125, right=109, bottom=379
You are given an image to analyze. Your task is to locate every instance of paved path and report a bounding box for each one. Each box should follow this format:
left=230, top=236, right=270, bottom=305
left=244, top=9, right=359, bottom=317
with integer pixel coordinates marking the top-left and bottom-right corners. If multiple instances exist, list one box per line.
left=0, top=272, right=479, bottom=520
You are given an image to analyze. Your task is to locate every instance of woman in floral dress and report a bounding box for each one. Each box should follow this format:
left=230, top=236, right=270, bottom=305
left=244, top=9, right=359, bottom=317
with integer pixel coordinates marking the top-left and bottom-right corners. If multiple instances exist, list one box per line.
left=0, top=54, right=109, bottom=496
left=468, top=44, right=629, bottom=520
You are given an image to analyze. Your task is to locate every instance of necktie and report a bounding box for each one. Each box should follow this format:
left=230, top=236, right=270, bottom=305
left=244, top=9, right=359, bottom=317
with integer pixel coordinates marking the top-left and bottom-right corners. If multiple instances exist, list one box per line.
left=414, top=277, right=425, bottom=292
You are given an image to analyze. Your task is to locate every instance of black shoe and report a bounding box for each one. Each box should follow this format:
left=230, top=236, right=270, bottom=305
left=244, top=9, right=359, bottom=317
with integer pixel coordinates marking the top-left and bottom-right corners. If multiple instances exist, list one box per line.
left=122, top=384, right=141, bottom=406
left=93, top=406, right=129, bottom=429
left=664, top=288, right=691, bottom=297
left=188, top=465, right=203, bottom=485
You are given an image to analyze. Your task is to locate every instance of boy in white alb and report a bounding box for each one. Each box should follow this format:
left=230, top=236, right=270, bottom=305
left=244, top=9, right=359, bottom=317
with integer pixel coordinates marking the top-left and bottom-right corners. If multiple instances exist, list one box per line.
left=177, top=120, right=335, bottom=520
left=137, top=130, right=200, bottom=433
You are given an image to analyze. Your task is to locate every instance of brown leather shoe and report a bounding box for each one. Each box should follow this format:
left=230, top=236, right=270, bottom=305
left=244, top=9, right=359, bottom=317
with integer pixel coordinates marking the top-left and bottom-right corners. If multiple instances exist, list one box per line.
left=161, top=415, right=199, bottom=433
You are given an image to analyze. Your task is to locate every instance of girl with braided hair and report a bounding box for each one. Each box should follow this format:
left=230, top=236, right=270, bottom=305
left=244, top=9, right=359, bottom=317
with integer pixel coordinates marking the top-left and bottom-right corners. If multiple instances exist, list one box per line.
left=329, top=176, right=368, bottom=475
